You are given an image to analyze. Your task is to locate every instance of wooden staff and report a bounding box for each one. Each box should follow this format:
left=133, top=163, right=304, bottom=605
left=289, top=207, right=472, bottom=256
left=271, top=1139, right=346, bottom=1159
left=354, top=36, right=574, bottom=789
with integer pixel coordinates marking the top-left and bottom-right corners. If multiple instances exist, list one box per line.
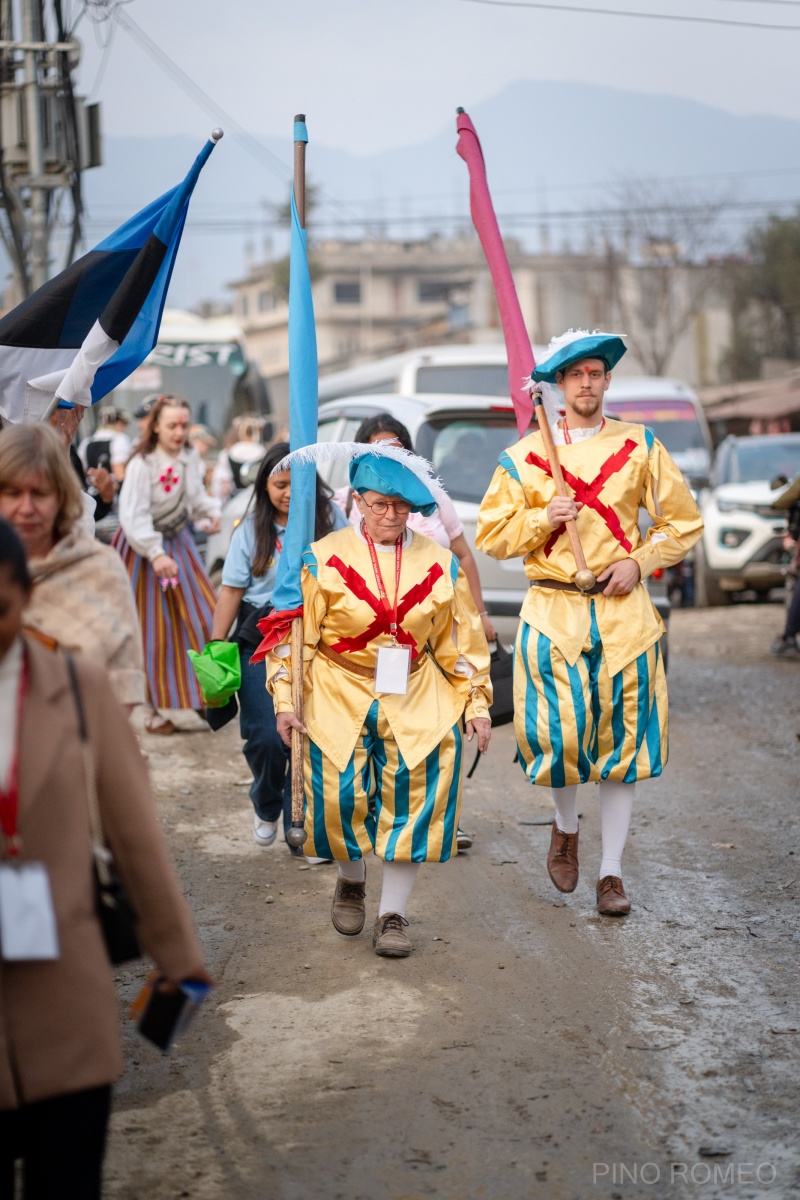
left=286, top=114, right=309, bottom=850
left=532, top=391, right=597, bottom=594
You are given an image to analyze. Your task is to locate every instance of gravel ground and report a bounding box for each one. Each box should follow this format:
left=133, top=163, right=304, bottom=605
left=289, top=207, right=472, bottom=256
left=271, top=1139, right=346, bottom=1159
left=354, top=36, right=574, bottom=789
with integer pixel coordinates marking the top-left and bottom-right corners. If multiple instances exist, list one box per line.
left=104, top=601, right=799, bottom=1200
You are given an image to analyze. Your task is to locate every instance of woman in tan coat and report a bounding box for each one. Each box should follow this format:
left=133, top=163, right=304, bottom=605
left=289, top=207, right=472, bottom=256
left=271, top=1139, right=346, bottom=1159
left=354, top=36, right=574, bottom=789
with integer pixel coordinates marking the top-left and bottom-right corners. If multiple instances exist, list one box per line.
left=0, top=518, right=210, bottom=1198
left=0, top=422, right=145, bottom=711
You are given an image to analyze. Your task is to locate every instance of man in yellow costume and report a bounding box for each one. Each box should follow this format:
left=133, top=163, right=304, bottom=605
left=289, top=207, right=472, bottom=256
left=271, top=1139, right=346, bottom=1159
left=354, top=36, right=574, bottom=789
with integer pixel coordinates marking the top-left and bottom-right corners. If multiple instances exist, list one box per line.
left=477, top=331, right=703, bottom=915
left=269, top=446, right=492, bottom=956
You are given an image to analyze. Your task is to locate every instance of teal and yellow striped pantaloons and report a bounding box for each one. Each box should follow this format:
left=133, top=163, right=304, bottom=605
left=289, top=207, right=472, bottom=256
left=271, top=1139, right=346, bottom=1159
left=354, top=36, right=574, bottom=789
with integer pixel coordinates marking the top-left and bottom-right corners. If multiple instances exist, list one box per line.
left=514, top=608, right=668, bottom=787
left=303, top=701, right=463, bottom=862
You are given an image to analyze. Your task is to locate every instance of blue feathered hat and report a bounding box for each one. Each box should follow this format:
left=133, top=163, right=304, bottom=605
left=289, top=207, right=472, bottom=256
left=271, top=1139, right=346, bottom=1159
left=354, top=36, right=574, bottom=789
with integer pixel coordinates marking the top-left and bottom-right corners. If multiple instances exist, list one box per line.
left=531, top=330, right=627, bottom=384
left=350, top=453, right=437, bottom=516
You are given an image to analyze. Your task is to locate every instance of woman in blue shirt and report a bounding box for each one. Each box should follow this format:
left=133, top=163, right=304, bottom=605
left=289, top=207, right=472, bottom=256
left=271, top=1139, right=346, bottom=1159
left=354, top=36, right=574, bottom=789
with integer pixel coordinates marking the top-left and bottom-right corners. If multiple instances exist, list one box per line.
left=209, top=442, right=346, bottom=849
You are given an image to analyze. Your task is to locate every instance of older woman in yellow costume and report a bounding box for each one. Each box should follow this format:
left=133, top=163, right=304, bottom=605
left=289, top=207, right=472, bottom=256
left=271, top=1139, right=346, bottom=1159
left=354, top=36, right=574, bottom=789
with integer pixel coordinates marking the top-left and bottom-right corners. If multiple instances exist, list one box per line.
left=271, top=447, right=492, bottom=958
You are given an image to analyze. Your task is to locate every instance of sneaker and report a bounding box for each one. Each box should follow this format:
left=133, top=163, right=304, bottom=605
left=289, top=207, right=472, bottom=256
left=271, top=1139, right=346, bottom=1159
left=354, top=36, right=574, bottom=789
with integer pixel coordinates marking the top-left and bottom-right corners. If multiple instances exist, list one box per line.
left=253, top=815, right=278, bottom=847
left=331, top=872, right=367, bottom=935
left=770, top=636, right=799, bottom=657
left=456, top=827, right=473, bottom=852
left=372, top=912, right=412, bottom=957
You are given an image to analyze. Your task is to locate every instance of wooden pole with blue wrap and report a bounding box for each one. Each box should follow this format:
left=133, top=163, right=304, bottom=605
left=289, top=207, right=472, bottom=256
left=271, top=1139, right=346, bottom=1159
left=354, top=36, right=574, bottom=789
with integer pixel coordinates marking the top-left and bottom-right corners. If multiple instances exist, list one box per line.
left=249, top=115, right=320, bottom=847
left=286, top=114, right=311, bottom=850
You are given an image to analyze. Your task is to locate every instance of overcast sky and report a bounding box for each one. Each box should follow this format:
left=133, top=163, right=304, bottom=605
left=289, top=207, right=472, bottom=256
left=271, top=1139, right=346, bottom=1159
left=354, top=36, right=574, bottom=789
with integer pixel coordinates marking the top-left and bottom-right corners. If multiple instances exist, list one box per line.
left=73, top=0, right=800, bottom=157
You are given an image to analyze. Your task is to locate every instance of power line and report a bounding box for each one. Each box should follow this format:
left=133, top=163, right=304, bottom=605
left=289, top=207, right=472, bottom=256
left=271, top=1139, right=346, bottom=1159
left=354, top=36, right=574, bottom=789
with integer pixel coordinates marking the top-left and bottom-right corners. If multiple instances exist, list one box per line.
left=111, top=9, right=361, bottom=224
left=457, top=0, right=800, bottom=30
left=113, top=9, right=292, bottom=185
left=79, top=194, right=800, bottom=234
left=707, top=1, right=800, bottom=6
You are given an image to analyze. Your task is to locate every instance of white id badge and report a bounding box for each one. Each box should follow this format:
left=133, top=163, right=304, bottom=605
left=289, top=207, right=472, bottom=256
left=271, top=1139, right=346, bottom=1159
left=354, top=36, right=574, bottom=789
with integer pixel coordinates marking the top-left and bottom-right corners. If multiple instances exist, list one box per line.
left=0, top=861, right=60, bottom=961
left=374, top=644, right=412, bottom=695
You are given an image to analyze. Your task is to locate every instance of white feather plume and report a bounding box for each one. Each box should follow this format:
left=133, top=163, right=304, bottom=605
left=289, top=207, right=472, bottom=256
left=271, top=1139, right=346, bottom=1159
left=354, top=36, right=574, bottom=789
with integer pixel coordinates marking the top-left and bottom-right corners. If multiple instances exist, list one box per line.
left=272, top=441, right=448, bottom=506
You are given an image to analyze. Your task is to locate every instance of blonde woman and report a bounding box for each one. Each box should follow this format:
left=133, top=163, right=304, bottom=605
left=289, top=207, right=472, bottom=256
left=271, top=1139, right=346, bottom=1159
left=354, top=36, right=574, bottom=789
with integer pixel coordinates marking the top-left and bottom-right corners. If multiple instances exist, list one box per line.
left=0, top=423, right=144, bottom=711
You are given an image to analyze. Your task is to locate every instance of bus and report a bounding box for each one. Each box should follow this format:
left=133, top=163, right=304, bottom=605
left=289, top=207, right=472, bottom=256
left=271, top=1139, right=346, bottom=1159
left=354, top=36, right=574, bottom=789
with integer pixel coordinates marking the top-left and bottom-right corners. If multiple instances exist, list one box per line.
left=103, top=309, right=272, bottom=437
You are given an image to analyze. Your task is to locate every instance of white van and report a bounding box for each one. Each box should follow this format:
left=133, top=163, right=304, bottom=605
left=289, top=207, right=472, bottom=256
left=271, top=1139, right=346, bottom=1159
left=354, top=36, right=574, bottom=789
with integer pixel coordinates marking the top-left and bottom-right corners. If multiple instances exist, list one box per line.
left=318, top=343, right=546, bottom=405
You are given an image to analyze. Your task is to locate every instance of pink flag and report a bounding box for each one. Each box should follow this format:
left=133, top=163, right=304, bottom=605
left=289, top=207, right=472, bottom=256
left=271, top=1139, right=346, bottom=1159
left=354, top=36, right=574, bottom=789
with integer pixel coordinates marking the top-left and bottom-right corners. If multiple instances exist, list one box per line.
left=456, top=109, right=535, bottom=437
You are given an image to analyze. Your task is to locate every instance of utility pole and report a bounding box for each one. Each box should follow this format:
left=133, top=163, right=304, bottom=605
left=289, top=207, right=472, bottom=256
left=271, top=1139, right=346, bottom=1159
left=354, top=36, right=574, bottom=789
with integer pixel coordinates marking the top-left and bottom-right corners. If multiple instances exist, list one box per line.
left=0, top=0, right=102, bottom=301
left=22, top=0, right=47, bottom=289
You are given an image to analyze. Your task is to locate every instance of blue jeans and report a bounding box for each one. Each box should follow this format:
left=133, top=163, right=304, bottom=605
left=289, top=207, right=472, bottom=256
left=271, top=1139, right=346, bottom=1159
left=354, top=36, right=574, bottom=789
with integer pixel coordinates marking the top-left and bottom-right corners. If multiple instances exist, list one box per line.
left=238, top=647, right=291, bottom=830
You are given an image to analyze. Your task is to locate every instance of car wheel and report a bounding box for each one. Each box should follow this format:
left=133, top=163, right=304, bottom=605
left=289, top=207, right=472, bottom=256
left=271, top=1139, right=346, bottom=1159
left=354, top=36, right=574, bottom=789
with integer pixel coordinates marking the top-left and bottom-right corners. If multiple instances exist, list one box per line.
left=694, top=540, right=732, bottom=607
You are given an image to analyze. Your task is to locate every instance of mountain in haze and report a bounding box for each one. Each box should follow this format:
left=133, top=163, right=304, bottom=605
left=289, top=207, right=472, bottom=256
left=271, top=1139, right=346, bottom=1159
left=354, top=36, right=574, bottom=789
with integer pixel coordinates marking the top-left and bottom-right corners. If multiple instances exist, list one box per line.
left=81, top=79, right=800, bottom=308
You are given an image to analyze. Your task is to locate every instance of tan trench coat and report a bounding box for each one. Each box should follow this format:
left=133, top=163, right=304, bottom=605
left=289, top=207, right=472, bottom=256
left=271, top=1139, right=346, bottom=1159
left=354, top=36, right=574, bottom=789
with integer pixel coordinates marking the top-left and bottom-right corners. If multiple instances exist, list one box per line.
left=0, top=637, right=203, bottom=1110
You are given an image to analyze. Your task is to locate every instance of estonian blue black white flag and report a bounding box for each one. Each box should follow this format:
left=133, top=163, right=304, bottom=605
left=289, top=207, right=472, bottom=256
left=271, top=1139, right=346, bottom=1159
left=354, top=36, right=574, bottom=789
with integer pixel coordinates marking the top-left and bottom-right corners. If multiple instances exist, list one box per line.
left=0, top=130, right=222, bottom=425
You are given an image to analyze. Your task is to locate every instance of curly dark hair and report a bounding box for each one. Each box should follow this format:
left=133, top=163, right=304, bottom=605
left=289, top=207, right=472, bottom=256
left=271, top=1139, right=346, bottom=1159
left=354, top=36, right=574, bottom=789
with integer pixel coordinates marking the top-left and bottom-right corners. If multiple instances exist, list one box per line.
left=249, top=441, right=336, bottom=578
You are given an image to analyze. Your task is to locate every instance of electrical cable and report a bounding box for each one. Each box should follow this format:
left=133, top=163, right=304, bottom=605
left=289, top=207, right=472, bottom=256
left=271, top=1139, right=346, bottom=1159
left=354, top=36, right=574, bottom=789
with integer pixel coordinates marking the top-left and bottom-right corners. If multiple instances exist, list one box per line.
left=114, top=8, right=292, bottom=185
left=456, top=0, right=800, bottom=31
left=111, top=9, right=362, bottom=222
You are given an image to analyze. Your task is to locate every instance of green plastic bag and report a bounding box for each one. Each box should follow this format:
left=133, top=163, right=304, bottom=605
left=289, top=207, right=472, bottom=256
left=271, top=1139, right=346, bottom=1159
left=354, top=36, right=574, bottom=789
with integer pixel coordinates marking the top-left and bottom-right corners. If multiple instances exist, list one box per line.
left=188, top=641, right=241, bottom=707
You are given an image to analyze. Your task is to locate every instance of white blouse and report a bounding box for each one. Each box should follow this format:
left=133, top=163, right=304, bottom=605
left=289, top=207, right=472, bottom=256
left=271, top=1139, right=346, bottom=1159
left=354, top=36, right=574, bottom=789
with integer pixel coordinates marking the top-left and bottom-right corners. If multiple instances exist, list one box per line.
left=119, top=447, right=220, bottom=561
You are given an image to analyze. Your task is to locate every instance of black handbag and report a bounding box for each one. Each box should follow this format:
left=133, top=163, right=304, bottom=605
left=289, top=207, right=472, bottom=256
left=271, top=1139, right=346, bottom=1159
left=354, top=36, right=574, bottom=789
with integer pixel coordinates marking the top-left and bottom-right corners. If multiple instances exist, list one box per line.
left=465, top=639, right=516, bottom=780
left=232, top=599, right=274, bottom=648
left=65, top=656, right=142, bottom=965
left=487, top=639, right=515, bottom=729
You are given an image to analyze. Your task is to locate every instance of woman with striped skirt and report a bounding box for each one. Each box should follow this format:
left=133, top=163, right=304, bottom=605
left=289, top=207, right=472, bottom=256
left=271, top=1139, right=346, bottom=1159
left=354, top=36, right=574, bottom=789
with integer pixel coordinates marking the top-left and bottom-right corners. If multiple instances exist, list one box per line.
left=114, top=396, right=221, bottom=734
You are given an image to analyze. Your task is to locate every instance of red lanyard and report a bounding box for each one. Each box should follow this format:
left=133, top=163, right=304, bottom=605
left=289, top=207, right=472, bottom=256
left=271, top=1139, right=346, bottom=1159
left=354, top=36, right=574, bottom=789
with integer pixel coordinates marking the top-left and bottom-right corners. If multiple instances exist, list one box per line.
left=275, top=537, right=283, bottom=554
left=0, top=651, right=28, bottom=858
left=562, top=417, right=605, bottom=445
left=362, top=524, right=402, bottom=642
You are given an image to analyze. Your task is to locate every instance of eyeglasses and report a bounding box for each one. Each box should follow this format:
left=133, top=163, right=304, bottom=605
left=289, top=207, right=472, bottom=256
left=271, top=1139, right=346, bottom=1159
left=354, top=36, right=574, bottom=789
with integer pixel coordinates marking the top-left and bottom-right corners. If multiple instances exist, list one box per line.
left=359, top=497, right=412, bottom=517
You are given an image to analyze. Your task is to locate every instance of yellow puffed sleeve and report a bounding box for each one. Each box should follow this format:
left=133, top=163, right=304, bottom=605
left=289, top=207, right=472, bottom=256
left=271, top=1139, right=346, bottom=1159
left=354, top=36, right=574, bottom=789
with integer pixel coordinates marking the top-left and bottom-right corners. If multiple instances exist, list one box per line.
left=265, top=561, right=327, bottom=713
left=630, top=437, right=704, bottom=580
left=476, top=452, right=556, bottom=560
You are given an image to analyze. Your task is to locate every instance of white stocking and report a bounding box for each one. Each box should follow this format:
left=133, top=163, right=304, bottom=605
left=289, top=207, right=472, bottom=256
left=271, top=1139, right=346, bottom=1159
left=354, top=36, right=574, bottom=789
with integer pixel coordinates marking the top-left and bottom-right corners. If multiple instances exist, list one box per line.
left=338, top=859, right=366, bottom=882
left=550, top=785, right=579, bottom=835
left=598, top=780, right=634, bottom=879
left=378, top=861, right=420, bottom=917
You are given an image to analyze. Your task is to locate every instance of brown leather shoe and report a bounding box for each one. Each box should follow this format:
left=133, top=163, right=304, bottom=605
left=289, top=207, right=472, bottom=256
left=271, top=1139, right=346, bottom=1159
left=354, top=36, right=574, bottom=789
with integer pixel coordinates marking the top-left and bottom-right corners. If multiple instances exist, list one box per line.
left=547, top=822, right=579, bottom=893
left=596, top=875, right=631, bottom=916
left=331, top=872, right=366, bottom=935
left=372, top=912, right=411, bottom=957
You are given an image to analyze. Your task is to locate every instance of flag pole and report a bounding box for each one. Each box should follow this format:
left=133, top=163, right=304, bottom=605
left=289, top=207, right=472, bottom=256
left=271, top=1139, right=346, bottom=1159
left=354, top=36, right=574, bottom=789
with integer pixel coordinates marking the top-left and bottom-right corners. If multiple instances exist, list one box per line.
left=455, top=106, right=595, bottom=592
left=286, top=113, right=309, bottom=850
left=531, top=392, right=597, bottom=594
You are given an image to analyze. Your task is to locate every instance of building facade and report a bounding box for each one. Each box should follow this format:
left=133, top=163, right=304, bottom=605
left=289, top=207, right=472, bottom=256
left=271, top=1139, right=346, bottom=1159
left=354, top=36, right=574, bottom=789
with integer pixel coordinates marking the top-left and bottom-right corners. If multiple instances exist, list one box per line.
left=228, top=235, right=731, bottom=419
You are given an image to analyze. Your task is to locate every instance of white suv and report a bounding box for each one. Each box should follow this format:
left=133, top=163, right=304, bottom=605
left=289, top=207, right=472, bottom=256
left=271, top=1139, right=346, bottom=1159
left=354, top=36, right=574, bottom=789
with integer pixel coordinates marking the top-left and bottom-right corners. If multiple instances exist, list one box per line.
left=696, top=433, right=800, bottom=605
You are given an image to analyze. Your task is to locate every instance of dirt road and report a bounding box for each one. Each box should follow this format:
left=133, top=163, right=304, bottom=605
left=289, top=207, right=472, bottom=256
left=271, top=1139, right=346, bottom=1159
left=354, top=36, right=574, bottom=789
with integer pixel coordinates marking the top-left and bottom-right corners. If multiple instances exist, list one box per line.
left=105, top=603, right=799, bottom=1200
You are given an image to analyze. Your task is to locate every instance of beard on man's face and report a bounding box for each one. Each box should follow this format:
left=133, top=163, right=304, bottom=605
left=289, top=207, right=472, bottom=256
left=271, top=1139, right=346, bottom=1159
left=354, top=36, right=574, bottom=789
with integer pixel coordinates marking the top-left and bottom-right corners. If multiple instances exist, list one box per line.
left=570, top=393, right=603, bottom=418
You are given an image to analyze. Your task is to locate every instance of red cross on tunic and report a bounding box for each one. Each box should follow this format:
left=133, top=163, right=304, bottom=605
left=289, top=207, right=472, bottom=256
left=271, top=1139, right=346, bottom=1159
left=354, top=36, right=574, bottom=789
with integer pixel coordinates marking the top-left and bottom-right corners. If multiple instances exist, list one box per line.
left=324, top=555, right=445, bottom=657
left=526, top=438, right=638, bottom=556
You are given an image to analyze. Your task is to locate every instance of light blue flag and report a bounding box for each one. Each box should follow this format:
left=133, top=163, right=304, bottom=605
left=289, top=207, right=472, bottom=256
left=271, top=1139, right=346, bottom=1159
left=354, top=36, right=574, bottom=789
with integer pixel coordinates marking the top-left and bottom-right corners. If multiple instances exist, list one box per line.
left=267, top=118, right=318, bottom=618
